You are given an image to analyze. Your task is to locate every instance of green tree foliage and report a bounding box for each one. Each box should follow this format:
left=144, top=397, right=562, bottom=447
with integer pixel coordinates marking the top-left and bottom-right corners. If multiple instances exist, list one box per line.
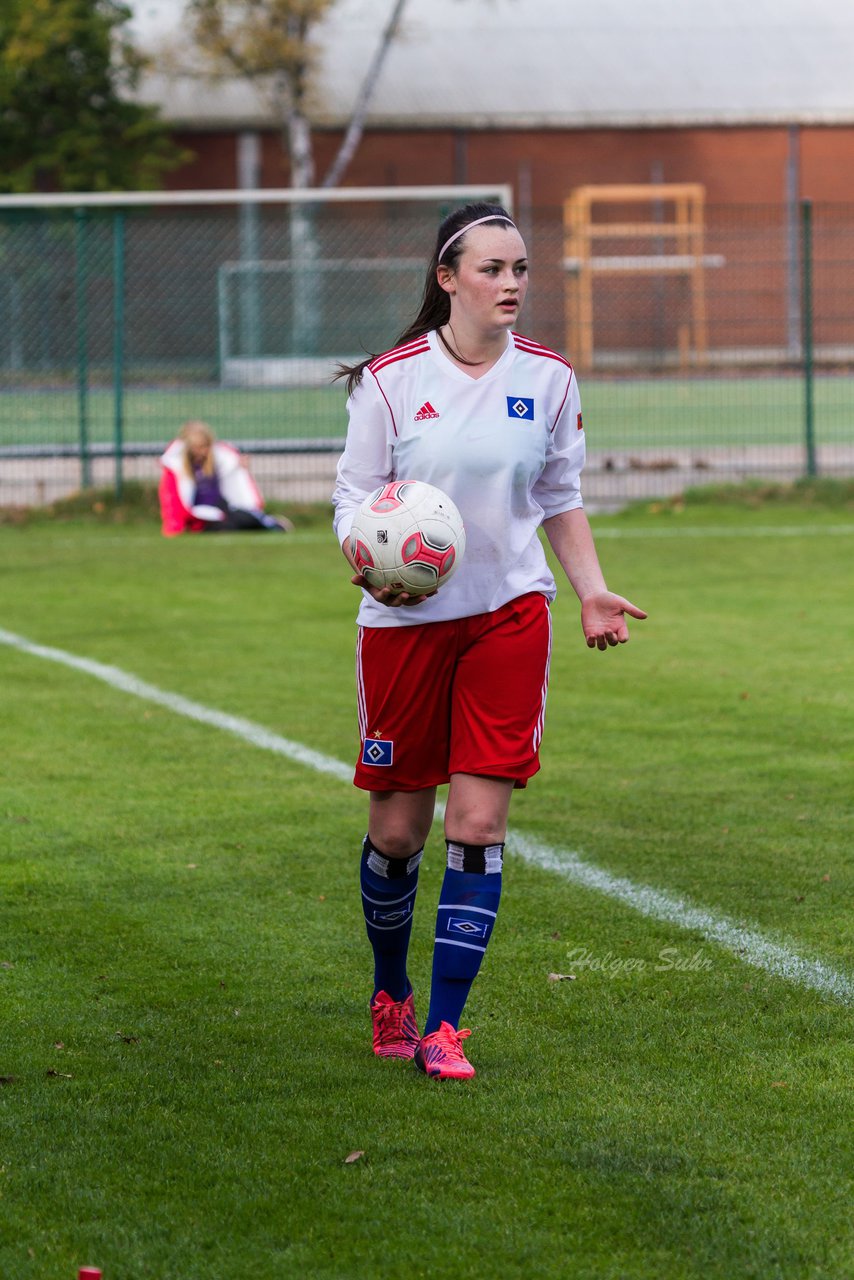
left=0, top=0, right=187, bottom=192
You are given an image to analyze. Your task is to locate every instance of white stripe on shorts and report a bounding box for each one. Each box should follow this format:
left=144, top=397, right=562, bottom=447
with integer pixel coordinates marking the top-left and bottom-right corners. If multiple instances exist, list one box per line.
left=355, top=627, right=368, bottom=742
left=532, top=604, right=553, bottom=754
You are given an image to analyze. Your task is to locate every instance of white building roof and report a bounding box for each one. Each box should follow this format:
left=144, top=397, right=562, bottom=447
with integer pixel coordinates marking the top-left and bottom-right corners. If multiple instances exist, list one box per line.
left=134, top=0, right=854, bottom=129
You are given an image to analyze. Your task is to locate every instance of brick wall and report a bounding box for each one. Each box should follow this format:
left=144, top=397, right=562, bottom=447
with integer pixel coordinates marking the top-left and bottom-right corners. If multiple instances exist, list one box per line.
left=163, top=124, right=854, bottom=364
left=167, top=124, right=854, bottom=209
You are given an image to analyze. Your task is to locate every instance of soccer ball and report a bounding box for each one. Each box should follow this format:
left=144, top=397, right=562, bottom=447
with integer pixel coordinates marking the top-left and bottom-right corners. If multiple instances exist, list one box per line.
left=349, top=480, right=466, bottom=595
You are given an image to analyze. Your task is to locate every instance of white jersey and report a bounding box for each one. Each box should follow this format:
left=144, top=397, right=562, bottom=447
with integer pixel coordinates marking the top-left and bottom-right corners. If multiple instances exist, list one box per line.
left=332, top=328, right=586, bottom=628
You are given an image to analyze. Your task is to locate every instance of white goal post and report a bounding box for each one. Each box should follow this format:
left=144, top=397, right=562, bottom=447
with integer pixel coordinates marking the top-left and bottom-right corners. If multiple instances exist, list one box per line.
left=0, top=184, right=514, bottom=394
left=0, top=185, right=514, bottom=210
left=210, top=186, right=513, bottom=386
left=0, top=184, right=513, bottom=389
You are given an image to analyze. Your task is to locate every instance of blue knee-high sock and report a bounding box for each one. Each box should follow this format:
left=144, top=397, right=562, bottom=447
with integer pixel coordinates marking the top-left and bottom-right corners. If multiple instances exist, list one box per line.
left=360, top=835, right=422, bottom=1003
left=424, top=841, right=503, bottom=1035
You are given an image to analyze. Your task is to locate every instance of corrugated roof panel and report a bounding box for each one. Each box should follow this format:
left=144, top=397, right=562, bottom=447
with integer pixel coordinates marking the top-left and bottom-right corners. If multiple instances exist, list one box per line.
left=134, top=0, right=854, bottom=127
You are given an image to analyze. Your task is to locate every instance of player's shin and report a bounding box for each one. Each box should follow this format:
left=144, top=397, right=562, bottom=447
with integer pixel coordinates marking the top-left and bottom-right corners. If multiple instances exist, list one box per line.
left=360, top=835, right=422, bottom=1002
left=424, top=841, right=503, bottom=1035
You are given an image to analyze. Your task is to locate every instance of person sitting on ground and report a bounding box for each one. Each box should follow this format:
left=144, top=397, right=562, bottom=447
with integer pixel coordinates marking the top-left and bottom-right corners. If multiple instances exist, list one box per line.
left=158, top=420, right=292, bottom=536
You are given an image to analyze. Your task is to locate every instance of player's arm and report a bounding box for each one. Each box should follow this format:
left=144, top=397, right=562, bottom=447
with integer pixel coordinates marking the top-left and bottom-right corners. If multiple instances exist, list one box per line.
left=543, top=507, right=647, bottom=649
left=334, top=377, right=432, bottom=608
left=534, top=371, right=646, bottom=648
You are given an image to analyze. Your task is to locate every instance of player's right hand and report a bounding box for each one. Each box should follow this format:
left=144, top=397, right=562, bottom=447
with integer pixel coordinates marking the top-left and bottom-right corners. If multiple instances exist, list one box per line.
left=350, top=573, right=435, bottom=607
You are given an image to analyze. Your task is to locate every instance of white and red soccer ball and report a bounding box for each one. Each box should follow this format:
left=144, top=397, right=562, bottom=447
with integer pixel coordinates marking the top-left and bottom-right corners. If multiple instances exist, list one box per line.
left=349, top=480, right=466, bottom=595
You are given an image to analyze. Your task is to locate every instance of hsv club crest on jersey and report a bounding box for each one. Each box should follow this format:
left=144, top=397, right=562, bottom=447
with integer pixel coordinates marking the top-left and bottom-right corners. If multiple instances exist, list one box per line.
left=507, top=396, right=535, bottom=420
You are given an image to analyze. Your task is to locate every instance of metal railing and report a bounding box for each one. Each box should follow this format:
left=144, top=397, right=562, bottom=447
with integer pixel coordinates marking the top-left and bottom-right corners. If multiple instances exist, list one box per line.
left=0, top=189, right=851, bottom=510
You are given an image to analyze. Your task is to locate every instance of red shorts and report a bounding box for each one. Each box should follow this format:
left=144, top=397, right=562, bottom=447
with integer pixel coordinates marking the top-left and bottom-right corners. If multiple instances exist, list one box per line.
left=354, top=592, right=552, bottom=792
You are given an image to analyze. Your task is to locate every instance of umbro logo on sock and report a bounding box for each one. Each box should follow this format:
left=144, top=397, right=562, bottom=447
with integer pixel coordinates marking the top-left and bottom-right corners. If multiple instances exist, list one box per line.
left=414, top=401, right=440, bottom=420
left=374, top=906, right=412, bottom=924
left=447, top=917, right=488, bottom=938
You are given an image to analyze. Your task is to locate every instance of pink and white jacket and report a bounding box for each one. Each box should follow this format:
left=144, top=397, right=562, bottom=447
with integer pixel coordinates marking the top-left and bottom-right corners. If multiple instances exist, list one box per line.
left=158, top=439, right=264, bottom=536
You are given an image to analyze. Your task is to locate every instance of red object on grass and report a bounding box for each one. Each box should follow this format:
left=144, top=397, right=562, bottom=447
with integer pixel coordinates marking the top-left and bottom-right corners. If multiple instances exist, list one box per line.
left=78, top=1269, right=102, bottom=1279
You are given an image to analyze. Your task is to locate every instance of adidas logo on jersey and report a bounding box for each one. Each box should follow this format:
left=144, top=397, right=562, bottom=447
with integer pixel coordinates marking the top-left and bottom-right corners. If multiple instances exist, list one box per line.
left=414, top=401, right=440, bottom=421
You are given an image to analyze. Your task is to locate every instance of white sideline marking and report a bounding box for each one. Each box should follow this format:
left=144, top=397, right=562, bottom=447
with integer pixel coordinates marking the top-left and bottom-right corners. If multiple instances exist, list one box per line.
left=593, top=524, right=854, bottom=539
left=0, top=626, right=352, bottom=785
left=509, top=832, right=853, bottom=1005
left=1, top=625, right=851, bottom=1007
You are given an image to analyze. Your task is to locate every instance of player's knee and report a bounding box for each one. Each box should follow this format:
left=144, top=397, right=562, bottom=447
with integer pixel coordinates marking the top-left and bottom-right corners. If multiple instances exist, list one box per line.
left=368, top=793, right=434, bottom=857
left=451, top=821, right=506, bottom=848
left=445, top=806, right=508, bottom=847
left=368, top=828, right=424, bottom=859
left=445, top=776, right=513, bottom=848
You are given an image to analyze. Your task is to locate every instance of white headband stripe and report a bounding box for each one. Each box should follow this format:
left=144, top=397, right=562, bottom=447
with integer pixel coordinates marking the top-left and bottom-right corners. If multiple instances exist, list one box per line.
left=438, top=214, right=516, bottom=263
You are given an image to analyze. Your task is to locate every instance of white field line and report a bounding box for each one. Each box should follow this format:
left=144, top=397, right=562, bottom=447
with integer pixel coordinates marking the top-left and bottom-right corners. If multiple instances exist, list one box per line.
left=0, top=626, right=351, bottom=785
left=2, top=625, right=851, bottom=1007
left=204, top=522, right=854, bottom=547
left=508, top=831, right=853, bottom=1004
left=592, top=524, right=854, bottom=539
left=31, top=523, right=854, bottom=554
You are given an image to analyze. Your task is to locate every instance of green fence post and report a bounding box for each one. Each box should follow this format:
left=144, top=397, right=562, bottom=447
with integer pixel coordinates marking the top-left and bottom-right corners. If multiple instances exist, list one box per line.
left=800, top=199, right=817, bottom=478
left=74, top=207, right=91, bottom=490
left=113, top=210, right=126, bottom=501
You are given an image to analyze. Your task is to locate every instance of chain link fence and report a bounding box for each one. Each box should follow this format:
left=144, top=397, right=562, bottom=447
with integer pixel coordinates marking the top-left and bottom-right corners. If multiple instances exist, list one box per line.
left=1, top=189, right=852, bottom=511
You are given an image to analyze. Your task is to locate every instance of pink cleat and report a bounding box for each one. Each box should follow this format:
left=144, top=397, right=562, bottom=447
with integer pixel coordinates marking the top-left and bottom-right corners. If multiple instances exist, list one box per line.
left=414, top=1022, right=475, bottom=1080
left=370, top=989, right=420, bottom=1059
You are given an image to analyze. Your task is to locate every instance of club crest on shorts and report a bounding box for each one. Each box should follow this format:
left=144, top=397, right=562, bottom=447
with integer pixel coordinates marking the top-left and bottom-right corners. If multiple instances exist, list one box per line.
left=362, top=737, right=394, bottom=766
left=507, top=396, right=535, bottom=421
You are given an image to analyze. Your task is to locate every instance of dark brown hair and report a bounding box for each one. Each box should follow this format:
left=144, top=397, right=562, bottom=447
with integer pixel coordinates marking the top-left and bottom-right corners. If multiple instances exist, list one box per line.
left=335, top=202, right=515, bottom=396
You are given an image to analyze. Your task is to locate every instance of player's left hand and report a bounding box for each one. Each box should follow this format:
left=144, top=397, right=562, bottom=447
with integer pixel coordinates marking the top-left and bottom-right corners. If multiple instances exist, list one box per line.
left=581, top=592, right=647, bottom=650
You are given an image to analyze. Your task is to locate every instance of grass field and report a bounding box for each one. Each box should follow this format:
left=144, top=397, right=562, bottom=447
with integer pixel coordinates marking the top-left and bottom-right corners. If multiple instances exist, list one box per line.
left=1, top=493, right=853, bottom=1279
left=2, top=371, right=853, bottom=451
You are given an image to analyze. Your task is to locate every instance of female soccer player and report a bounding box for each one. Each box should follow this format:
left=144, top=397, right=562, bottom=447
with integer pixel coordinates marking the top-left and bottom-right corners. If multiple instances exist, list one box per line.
left=333, top=202, right=646, bottom=1080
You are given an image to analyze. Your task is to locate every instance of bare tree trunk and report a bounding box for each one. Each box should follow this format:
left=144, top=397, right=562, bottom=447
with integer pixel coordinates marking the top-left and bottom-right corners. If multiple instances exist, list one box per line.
left=287, top=105, right=315, bottom=190
left=237, top=130, right=262, bottom=358
left=321, top=0, right=407, bottom=189
left=272, top=1, right=410, bottom=354
left=281, top=73, right=320, bottom=355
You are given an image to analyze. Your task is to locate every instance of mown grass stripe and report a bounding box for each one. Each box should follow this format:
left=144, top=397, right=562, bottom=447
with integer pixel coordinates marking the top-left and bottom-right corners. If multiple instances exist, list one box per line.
left=2, top=624, right=851, bottom=1007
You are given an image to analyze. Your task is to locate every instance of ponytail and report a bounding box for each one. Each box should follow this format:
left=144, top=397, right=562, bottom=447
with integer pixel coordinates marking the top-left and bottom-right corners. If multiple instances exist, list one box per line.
left=335, top=201, right=515, bottom=396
